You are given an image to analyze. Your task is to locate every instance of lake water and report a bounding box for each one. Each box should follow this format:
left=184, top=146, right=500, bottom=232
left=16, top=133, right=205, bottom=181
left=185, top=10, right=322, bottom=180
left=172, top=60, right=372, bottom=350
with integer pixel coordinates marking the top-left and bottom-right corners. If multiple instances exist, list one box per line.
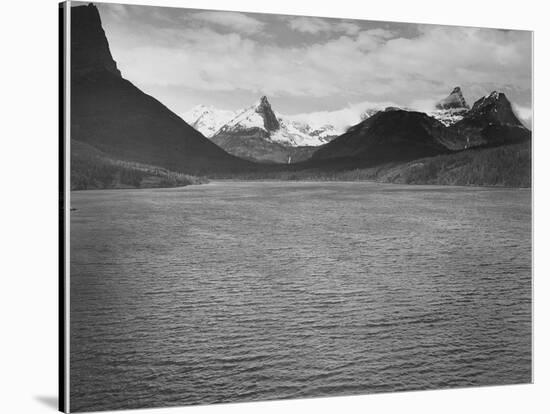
left=70, top=181, right=532, bottom=412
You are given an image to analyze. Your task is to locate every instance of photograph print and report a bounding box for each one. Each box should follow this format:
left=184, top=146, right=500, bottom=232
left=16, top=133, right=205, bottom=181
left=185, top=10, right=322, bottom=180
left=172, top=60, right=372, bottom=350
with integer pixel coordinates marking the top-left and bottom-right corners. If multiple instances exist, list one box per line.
left=60, top=1, right=532, bottom=412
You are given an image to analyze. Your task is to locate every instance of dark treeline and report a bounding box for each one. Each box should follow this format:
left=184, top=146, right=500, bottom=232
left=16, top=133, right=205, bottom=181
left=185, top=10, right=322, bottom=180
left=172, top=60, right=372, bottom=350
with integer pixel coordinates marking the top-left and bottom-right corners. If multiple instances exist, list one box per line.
left=71, top=140, right=208, bottom=190
left=214, top=142, right=531, bottom=188
left=71, top=138, right=530, bottom=190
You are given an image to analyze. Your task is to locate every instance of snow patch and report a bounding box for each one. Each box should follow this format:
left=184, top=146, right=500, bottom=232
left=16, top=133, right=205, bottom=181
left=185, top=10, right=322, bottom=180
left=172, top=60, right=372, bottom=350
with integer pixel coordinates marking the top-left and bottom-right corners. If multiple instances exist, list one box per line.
left=181, top=105, right=237, bottom=137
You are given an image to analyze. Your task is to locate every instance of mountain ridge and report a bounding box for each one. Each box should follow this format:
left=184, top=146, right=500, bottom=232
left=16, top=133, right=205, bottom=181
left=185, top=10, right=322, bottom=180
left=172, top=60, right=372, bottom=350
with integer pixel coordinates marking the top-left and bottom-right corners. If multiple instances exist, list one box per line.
left=311, top=109, right=451, bottom=166
left=311, top=91, right=530, bottom=167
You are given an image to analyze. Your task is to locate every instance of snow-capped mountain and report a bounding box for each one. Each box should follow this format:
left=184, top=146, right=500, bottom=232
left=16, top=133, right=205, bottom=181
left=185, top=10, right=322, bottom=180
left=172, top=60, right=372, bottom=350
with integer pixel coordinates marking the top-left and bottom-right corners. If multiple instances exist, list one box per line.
left=182, top=88, right=502, bottom=154
left=214, top=96, right=336, bottom=147
left=217, top=96, right=280, bottom=135
left=366, top=88, right=472, bottom=127
left=182, top=105, right=237, bottom=137
left=184, top=97, right=345, bottom=146
left=436, top=86, right=469, bottom=110
left=430, top=87, right=470, bottom=126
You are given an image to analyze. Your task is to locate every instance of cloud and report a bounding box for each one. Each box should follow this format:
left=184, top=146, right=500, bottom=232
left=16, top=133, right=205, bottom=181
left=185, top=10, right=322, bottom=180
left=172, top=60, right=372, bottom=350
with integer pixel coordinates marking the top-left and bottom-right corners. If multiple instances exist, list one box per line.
left=287, top=16, right=361, bottom=35
left=192, top=11, right=265, bottom=34
left=512, top=104, right=533, bottom=128
left=286, top=100, right=399, bottom=131
left=288, top=17, right=331, bottom=34
left=100, top=4, right=531, bottom=112
left=103, top=3, right=129, bottom=20
left=355, top=29, right=397, bottom=51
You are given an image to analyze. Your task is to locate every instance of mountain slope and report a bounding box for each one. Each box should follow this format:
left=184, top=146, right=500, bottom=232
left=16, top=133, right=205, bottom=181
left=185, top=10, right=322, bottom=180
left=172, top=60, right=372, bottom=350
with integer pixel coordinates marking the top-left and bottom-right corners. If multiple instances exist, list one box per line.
left=70, top=4, right=251, bottom=176
left=182, top=105, right=237, bottom=137
left=311, top=109, right=450, bottom=167
left=71, top=140, right=207, bottom=190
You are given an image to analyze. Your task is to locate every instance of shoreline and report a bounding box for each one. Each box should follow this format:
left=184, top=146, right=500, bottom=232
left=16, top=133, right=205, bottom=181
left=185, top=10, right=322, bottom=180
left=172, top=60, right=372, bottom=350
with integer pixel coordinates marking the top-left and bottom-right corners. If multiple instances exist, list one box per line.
left=70, top=178, right=532, bottom=192
left=208, top=177, right=532, bottom=191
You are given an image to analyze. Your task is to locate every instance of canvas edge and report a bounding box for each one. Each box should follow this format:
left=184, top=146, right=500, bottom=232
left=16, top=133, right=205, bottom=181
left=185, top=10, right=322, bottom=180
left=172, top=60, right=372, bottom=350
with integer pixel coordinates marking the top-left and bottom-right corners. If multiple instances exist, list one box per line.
left=59, top=1, right=71, bottom=412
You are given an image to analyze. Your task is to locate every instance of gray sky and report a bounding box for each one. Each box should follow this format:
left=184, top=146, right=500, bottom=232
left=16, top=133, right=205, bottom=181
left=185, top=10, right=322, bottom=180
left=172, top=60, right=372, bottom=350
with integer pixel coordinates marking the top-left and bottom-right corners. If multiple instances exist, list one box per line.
left=86, top=2, right=532, bottom=120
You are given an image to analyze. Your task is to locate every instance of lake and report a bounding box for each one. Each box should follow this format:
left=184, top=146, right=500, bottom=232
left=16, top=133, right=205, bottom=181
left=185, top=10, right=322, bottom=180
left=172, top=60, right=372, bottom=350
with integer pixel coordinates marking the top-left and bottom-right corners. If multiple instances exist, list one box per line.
left=69, top=181, right=532, bottom=412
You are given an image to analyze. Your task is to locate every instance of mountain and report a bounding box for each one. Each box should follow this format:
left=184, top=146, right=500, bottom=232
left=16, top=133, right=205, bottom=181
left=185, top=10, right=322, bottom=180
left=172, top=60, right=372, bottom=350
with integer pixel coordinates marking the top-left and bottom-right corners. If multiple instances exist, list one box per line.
left=311, top=90, right=530, bottom=167
left=70, top=4, right=251, bottom=179
left=444, top=91, right=531, bottom=149
left=184, top=97, right=342, bottom=146
left=462, top=91, right=524, bottom=126
left=311, top=109, right=450, bottom=167
left=436, top=86, right=469, bottom=110
left=213, top=96, right=340, bottom=147
left=208, top=96, right=336, bottom=163
left=182, top=105, right=237, bottom=137
left=431, top=87, right=470, bottom=126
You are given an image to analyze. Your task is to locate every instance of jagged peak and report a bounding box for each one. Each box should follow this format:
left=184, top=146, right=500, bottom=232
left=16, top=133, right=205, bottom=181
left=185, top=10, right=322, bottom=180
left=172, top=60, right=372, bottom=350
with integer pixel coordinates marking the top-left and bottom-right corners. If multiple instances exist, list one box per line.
left=465, top=91, right=524, bottom=127
left=254, top=95, right=280, bottom=131
left=484, top=91, right=505, bottom=101
left=435, top=86, right=469, bottom=110
left=257, top=95, right=270, bottom=106
left=71, top=2, right=121, bottom=78
left=472, top=91, right=511, bottom=110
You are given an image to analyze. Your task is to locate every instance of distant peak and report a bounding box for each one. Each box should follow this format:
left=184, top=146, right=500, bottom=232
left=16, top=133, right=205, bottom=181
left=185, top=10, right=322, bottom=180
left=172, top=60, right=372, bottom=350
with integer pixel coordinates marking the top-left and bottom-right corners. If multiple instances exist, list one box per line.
left=467, top=91, right=523, bottom=127
left=255, top=96, right=280, bottom=131
left=435, top=87, right=469, bottom=110
left=485, top=91, right=505, bottom=101
left=255, top=95, right=273, bottom=112
left=476, top=91, right=510, bottom=107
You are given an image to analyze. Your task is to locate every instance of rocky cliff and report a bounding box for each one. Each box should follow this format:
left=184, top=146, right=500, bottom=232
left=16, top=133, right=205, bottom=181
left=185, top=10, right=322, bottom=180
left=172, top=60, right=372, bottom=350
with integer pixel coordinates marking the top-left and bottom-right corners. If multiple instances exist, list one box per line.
left=70, top=3, right=252, bottom=176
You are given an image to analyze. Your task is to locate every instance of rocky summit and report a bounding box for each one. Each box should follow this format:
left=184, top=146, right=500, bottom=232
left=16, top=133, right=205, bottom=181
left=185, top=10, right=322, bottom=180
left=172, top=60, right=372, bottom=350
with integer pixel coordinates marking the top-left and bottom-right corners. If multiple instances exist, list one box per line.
left=71, top=4, right=121, bottom=78
left=436, top=87, right=469, bottom=110
left=464, top=91, right=524, bottom=127
left=255, top=96, right=280, bottom=131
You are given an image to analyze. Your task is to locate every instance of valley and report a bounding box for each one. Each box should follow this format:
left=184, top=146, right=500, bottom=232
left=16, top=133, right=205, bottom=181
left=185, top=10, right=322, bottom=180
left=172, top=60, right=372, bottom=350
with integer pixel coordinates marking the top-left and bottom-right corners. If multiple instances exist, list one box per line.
left=69, top=4, right=531, bottom=190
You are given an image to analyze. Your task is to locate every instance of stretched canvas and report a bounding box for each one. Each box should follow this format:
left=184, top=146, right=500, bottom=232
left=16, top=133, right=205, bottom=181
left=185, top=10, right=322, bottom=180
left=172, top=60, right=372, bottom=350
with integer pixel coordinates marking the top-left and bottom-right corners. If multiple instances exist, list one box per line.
left=59, top=1, right=533, bottom=412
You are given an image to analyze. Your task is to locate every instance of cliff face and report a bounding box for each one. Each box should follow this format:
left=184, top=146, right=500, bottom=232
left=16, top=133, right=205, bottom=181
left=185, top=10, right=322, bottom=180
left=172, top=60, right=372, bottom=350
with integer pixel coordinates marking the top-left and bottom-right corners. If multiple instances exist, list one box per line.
left=69, top=3, right=253, bottom=175
left=71, top=4, right=121, bottom=78
left=255, top=96, right=280, bottom=131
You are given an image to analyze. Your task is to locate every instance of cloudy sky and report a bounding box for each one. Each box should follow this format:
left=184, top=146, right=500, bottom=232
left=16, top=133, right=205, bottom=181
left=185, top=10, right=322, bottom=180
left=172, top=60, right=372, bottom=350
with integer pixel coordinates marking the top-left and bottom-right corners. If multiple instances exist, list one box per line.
left=88, top=2, right=532, bottom=122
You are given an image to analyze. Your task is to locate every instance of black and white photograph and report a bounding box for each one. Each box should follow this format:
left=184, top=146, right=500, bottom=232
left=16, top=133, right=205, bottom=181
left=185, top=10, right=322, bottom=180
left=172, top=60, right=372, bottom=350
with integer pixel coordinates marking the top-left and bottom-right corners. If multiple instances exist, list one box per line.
left=61, top=1, right=532, bottom=412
